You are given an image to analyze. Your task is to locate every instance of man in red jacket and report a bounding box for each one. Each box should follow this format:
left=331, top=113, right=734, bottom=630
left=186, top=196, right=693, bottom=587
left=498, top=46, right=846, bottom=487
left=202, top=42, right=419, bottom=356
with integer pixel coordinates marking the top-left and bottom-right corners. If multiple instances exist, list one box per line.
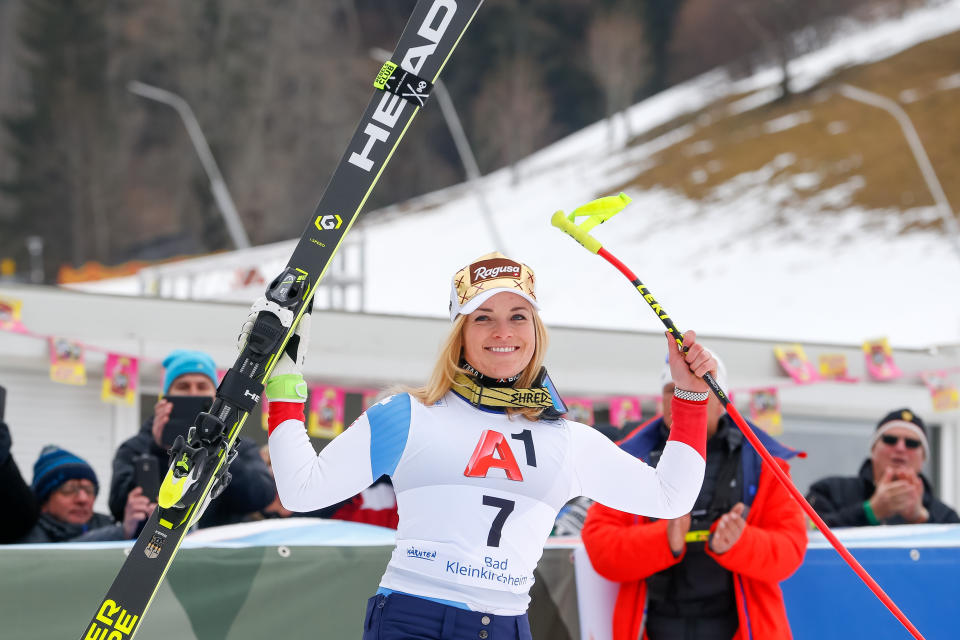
left=582, top=357, right=807, bottom=640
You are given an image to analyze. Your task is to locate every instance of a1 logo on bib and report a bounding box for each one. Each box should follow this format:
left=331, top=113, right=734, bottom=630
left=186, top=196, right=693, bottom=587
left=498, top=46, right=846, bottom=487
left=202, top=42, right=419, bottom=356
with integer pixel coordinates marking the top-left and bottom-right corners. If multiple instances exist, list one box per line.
left=464, top=430, right=523, bottom=481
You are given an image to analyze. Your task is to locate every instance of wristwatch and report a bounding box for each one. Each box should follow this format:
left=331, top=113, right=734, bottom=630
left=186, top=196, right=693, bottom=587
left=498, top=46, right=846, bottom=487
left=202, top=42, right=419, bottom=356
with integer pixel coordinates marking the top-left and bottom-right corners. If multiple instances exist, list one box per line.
left=673, top=388, right=709, bottom=402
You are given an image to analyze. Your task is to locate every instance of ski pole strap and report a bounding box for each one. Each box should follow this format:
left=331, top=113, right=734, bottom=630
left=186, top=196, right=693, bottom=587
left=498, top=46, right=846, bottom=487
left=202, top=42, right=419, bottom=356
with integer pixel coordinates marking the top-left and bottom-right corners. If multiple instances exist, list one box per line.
left=374, top=61, right=434, bottom=107
left=217, top=369, right=265, bottom=413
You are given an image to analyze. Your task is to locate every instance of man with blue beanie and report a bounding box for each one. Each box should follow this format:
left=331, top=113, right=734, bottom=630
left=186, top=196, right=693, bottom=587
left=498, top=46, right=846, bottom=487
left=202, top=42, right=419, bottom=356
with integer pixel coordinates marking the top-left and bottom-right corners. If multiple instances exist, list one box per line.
left=18, top=445, right=150, bottom=542
left=108, top=349, right=274, bottom=529
left=161, top=349, right=219, bottom=397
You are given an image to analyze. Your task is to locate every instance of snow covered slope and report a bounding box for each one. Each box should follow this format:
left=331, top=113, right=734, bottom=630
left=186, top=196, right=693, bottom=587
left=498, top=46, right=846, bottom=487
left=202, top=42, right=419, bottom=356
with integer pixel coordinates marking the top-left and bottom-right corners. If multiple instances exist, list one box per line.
left=360, top=1, right=960, bottom=348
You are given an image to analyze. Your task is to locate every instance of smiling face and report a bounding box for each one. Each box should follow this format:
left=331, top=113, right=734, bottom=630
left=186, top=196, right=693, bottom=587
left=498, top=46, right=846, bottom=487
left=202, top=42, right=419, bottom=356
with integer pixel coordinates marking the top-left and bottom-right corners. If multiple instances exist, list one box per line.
left=461, top=292, right=537, bottom=381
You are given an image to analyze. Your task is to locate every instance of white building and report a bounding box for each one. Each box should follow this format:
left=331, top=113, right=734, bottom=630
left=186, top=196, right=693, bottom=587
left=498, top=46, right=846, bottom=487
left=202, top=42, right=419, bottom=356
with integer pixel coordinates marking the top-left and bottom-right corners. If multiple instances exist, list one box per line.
left=2, top=283, right=958, bottom=517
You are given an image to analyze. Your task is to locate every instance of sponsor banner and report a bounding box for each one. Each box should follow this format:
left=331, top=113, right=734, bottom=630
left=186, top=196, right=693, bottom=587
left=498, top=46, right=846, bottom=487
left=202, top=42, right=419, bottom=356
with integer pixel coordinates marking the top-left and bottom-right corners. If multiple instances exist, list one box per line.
left=49, top=337, right=87, bottom=386
left=101, top=354, right=138, bottom=405
left=0, top=296, right=27, bottom=333
left=749, top=387, right=782, bottom=435
left=863, top=337, right=902, bottom=381
left=608, top=396, right=642, bottom=427
left=774, top=343, right=820, bottom=384
left=562, top=396, right=595, bottom=426
left=309, top=385, right=345, bottom=439
left=920, top=371, right=959, bottom=412
left=818, top=353, right=857, bottom=382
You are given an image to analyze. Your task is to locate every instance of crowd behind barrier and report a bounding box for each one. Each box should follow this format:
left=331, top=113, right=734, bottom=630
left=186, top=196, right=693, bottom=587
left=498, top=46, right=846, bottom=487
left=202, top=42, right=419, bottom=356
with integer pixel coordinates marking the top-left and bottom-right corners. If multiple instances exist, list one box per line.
left=1, top=341, right=957, bottom=640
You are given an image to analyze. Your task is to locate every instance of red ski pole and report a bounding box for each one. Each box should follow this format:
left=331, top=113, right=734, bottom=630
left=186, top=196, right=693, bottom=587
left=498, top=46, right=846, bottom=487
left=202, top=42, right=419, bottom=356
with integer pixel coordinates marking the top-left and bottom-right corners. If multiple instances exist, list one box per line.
left=551, top=192, right=926, bottom=640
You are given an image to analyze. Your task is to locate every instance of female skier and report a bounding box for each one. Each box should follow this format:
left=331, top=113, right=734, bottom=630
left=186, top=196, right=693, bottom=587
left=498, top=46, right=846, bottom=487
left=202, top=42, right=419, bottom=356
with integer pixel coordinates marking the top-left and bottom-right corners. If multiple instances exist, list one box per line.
left=251, top=251, right=716, bottom=640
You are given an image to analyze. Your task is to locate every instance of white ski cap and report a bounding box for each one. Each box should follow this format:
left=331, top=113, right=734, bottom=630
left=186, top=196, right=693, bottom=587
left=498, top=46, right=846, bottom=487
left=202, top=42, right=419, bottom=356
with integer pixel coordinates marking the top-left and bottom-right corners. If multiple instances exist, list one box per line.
left=658, top=349, right=728, bottom=391
left=449, top=252, right=539, bottom=321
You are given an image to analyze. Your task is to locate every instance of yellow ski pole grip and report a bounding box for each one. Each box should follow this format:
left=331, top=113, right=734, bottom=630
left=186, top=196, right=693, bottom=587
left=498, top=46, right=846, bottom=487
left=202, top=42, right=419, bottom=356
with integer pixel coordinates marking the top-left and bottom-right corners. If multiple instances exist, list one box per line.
left=550, top=192, right=632, bottom=254
left=550, top=210, right=603, bottom=254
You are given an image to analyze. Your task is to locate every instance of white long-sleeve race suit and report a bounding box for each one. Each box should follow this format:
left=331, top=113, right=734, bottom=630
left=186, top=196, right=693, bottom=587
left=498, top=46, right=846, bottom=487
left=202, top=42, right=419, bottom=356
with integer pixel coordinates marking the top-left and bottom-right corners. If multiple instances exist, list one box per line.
left=268, top=391, right=706, bottom=615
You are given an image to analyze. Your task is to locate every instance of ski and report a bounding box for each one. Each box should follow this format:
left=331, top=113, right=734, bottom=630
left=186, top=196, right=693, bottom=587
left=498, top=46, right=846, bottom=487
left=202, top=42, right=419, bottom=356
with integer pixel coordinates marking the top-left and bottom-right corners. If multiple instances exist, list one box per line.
left=79, top=2, right=483, bottom=638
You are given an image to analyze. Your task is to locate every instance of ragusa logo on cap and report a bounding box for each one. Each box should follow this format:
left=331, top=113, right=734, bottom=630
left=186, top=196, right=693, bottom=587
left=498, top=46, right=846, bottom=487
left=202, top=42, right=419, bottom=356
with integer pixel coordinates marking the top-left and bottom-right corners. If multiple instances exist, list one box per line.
left=470, top=259, right=521, bottom=284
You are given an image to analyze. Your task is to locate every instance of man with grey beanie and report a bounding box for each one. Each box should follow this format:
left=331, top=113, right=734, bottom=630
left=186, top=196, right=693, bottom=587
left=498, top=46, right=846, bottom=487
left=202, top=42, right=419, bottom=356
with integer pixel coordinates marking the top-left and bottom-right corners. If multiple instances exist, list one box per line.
left=807, top=408, right=959, bottom=526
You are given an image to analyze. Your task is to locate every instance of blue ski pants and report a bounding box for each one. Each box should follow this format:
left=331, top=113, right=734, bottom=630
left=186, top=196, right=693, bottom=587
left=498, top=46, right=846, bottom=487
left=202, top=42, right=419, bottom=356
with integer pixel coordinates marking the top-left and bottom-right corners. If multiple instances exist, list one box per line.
left=361, top=592, right=533, bottom=640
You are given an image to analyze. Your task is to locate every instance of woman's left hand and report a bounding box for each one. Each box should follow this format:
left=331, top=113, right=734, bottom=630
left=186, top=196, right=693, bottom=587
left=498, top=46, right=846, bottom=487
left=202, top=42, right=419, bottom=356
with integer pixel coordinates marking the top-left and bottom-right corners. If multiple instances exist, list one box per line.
left=666, top=329, right=717, bottom=393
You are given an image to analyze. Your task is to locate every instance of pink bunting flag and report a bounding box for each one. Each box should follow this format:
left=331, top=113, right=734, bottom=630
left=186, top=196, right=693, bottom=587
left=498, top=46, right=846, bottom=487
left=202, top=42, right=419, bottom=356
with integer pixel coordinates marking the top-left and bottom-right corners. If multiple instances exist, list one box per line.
left=863, top=338, right=902, bottom=381
left=921, top=371, right=959, bottom=412
left=101, top=354, right=138, bottom=405
left=608, top=396, right=642, bottom=427
left=562, top=396, right=595, bottom=426
left=774, top=344, right=820, bottom=384
left=0, top=297, right=27, bottom=334
left=309, top=385, right=345, bottom=439
left=49, top=337, right=86, bottom=386
left=749, top=387, right=782, bottom=435
left=818, top=353, right=858, bottom=382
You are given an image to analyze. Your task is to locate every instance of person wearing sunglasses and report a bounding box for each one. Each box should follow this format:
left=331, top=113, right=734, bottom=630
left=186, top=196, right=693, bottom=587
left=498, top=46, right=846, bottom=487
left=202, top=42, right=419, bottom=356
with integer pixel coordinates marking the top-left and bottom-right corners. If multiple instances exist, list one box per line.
left=17, top=445, right=151, bottom=543
left=807, top=408, right=959, bottom=527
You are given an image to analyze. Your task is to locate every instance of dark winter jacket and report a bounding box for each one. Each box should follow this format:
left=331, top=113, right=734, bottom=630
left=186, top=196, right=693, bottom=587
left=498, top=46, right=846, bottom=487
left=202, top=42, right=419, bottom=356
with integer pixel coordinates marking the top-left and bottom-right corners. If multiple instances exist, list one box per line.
left=0, top=421, right=38, bottom=543
left=109, top=417, right=274, bottom=529
left=806, top=459, right=960, bottom=527
left=18, top=512, right=125, bottom=543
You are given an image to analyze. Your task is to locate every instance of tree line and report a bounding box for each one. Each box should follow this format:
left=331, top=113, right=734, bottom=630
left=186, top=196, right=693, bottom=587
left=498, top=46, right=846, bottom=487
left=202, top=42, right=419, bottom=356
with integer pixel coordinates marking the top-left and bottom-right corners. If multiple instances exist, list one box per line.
left=0, top=0, right=909, bottom=282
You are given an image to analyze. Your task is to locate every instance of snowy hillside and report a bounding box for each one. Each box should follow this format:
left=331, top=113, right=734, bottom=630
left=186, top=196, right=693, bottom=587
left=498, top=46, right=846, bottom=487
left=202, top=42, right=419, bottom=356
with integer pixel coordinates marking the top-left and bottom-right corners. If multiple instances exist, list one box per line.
left=359, top=1, right=960, bottom=349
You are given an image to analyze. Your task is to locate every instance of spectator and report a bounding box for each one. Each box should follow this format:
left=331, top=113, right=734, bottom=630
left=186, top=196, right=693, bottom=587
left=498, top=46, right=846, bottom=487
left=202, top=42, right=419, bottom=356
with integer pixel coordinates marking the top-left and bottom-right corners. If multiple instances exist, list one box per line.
left=0, top=419, right=38, bottom=543
left=19, top=445, right=150, bottom=543
left=807, top=408, right=959, bottom=526
left=581, top=356, right=807, bottom=640
left=109, top=349, right=274, bottom=529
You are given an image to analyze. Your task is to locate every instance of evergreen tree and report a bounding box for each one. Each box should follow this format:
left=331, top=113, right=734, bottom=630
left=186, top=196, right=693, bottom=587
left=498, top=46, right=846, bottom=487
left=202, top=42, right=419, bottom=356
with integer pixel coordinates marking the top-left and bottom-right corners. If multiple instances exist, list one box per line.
left=2, top=0, right=112, bottom=281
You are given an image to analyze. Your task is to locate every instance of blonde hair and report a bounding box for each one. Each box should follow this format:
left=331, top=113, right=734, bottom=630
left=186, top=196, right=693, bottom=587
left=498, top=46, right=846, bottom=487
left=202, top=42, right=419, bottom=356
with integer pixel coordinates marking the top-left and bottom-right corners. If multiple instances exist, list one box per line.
left=407, top=312, right=550, bottom=421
